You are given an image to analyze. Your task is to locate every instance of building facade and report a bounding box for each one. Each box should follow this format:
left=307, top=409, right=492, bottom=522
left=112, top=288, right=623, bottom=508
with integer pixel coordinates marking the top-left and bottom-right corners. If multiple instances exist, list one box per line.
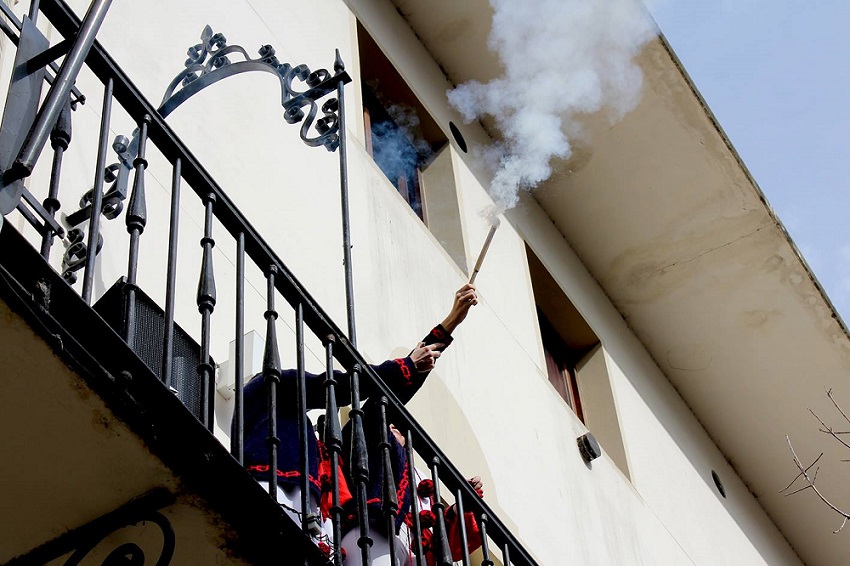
left=1, top=0, right=846, bottom=565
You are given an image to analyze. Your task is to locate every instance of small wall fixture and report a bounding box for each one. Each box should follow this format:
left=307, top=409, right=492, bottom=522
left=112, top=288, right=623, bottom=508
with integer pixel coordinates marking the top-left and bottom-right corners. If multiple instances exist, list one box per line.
left=577, top=432, right=602, bottom=463
left=712, top=470, right=727, bottom=498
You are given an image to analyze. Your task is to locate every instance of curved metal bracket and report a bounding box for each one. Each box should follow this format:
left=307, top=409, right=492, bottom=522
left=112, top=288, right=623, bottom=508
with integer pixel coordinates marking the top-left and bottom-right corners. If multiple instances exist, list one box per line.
left=158, top=25, right=351, bottom=151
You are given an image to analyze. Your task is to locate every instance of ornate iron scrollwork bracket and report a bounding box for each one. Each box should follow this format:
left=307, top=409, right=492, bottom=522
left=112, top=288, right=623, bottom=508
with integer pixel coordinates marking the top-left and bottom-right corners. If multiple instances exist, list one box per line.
left=60, top=135, right=132, bottom=283
left=158, top=25, right=351, bottom=151
left=6, top=488, right=175, bottom=566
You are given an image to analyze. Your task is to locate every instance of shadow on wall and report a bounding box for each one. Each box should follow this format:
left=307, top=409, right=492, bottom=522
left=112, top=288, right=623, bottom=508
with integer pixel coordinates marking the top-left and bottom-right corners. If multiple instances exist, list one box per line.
left=396, top=347, right=518, bottom=534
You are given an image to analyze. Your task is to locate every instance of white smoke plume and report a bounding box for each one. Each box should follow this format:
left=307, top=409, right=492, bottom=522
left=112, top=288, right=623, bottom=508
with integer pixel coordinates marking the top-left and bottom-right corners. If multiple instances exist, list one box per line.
left=448, top=0, right=658, bottom=214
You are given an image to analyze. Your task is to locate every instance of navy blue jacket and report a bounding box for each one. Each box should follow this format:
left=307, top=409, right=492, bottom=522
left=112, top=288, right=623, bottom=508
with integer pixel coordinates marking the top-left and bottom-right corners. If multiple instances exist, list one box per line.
left=341, top=324, right=453, bottom=535
left=240, top=356, right=417, bottom=500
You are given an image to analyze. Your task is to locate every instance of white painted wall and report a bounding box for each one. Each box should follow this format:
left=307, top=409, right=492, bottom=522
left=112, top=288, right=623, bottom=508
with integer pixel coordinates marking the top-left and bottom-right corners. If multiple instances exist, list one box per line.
left=1, top=0, right=803, bottom=564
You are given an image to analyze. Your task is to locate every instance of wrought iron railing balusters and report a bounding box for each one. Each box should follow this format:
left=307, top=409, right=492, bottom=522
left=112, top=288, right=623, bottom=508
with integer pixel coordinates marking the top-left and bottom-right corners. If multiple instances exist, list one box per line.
left=295, top=302, right=311, bottom=539
left=322, top=336, right=343, bottom=565
left=123, top=114, right=149, bottom=348
left=378, top=396, right=399, bottom=564
left=232, top=231, right=245, bottom=464
left=161, top=158, right=181, bottom=391
left=39, top=100, right=71, bottom=259
left=429, top=459, right=453, bottom=566
left=263, top=265, right=282, bottom=503
left=197, top=192, right=217, bottom=430
left=479, top=514, right=493, bottom=566
left=405, top=431, right=425, bottom=566
left=455, top=486, right=471, bottom=566
left=348, top=364, right=372, bottom=565
left=501, top=541, right=511, bottom=566
left=80, top=78, right=112, bottom=304
left=8, top=0, right=111, bottom=181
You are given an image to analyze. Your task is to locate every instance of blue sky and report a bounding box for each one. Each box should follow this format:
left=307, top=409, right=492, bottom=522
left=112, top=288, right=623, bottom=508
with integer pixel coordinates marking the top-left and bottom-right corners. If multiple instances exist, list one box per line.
left=649, top=1, right=850, bottom=319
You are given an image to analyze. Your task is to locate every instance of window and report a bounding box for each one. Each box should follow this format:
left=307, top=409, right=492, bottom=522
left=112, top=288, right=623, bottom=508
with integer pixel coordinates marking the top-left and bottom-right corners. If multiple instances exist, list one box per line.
left=539, top=309, right=585, bottom=421
left=527, top=246, right=631, bottom=478
left=356, top=22, right=468, bottom=271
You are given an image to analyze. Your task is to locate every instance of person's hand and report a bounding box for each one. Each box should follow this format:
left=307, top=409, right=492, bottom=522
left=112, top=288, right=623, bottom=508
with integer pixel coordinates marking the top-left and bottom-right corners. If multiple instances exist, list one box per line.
left=410, top=341, right=444, bottom=373
left=389, top=424, right=405, bottom=446
left=441, top=284, right=478, bottom=334
left=468, top=476, right=484, bottom=497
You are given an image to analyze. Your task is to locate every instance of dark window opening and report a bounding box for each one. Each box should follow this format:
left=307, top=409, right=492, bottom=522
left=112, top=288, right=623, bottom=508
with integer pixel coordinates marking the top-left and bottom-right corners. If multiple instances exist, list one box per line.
left=540, top=309, right=585, bottom=421
left=527, top=247, right=601, bottom=423
left=357, top=22, right=449, bottom=223
left=527, top=247, right=631, bottom=478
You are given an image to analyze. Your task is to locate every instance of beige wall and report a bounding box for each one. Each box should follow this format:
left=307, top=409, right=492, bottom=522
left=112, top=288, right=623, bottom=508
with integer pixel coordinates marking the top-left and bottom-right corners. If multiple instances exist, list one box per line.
left=2, top=0, right=802, bottom=564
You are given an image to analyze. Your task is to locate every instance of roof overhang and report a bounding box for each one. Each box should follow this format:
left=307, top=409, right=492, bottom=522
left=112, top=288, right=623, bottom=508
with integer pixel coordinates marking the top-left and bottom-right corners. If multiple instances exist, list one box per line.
left=386, top=1, right=850, bottom=563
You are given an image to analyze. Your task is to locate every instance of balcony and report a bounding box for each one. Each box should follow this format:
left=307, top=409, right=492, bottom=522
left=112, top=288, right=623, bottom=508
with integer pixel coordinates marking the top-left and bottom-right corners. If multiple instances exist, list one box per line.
left=0, top=0, right=538, bottom=564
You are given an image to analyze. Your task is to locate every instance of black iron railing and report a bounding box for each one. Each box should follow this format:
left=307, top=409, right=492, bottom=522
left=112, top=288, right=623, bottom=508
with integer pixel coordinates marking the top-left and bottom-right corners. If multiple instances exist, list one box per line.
left=0, top=1, right=540, bottom=565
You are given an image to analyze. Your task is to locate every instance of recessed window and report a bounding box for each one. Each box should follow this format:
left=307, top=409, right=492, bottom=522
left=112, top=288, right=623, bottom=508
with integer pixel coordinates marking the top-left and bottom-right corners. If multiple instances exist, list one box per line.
left=356, top=22, right=468, bottom=272
left=527, top=246, right=631, bottom=479
left=539, top=310, right=585, bottom=421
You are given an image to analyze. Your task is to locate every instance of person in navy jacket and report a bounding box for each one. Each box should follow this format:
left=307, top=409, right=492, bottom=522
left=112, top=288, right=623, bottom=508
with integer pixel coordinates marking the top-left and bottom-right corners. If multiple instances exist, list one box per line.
left=340, top=284, right=478, bottom=565
left=237, top=284, right=478, bottom=555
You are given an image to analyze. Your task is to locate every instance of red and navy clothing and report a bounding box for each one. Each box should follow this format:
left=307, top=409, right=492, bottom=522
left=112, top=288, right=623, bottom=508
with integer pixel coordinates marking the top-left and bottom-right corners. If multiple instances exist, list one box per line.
left=341, top=325, right=454, bottom=535
left=406, top=475, right=483, bottom=565
left=238, top=324, right=452, bottom=505
left=239, top=356, right=417, bottom=501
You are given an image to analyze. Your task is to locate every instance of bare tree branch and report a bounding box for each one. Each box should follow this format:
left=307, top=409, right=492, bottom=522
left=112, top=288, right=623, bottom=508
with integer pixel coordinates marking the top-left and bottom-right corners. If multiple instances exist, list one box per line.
left=780, top=453, right=823, bottom=493
left=827, top=388, right=850, bottom=427
left=811, top=408, right=850, bottom=452
left=784, top=435, right=850, bottom=533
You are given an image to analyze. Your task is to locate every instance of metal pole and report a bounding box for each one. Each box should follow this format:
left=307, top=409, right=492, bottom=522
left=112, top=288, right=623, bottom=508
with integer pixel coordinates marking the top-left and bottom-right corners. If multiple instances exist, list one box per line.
left=27, top=0, right=41, bottom=24
left=335, top=50, right=356, bottom=345
left=10, top=0, right=113, bottom=179
left=232, top=231, right=245, bottom=463
left=80, top=77, right=112, bottom=304
left=162, top=158, right=182, bottom=390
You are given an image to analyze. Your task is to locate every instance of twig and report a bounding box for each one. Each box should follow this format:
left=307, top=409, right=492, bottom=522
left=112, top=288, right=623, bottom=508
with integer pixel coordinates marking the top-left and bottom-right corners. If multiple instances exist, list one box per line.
left=827, top=388, right=850, bottom=426
left=785, top=435, right=850, bottom=533
left=780, top=452, right=822, bottom=493
left=811, top=408, right=850, bottom=451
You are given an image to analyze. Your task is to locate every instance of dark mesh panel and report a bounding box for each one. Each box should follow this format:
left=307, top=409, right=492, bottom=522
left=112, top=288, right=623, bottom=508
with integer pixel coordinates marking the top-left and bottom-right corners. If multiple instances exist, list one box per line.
left=93, top=278, right=208, bottom=420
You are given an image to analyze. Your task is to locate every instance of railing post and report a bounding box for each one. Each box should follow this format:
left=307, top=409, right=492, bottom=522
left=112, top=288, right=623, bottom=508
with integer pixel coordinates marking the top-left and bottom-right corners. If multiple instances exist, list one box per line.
left=6, top=0, right=113, bottom=183
left=39, top=100, right=71, bottom=259
left=429, top=458, right=453, bottom=566
left=295, top=303, right=312, bottom=541
left=405, top=431, right=425, bottom=566
left=479, top=514, right=494, bottom=566
left=161, top=159, right=182, bottom=391
left=123, top=114, right=150, bottom=349
left=322, top=335, right=344, bottom=565
left=378, top=396, right=399, bottom=565
left=232, top=231, right=245, bottom=463
left=349, top=366, right=372, bottom=565
left=454, top=486, right=471, bottom=566
left=80, top=78, right=112, bottom=304
left=197, top=192, right=217, bottom=431
left=263, top=266, right=282, bottom=503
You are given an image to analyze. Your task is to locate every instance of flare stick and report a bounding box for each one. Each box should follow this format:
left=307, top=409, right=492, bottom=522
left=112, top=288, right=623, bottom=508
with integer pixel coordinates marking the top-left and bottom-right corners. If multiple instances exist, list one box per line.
left=469, top=219, right=500, bottom=284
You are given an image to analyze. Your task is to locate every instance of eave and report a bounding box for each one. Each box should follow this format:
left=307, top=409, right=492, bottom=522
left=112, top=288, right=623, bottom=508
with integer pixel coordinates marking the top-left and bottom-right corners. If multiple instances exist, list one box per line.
left=385, top=1, right=850, bottom=564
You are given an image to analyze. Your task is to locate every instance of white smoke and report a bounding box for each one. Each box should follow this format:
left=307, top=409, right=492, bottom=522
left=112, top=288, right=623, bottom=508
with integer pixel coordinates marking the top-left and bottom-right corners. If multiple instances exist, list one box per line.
left=448, top=0, right=658, bottom=214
